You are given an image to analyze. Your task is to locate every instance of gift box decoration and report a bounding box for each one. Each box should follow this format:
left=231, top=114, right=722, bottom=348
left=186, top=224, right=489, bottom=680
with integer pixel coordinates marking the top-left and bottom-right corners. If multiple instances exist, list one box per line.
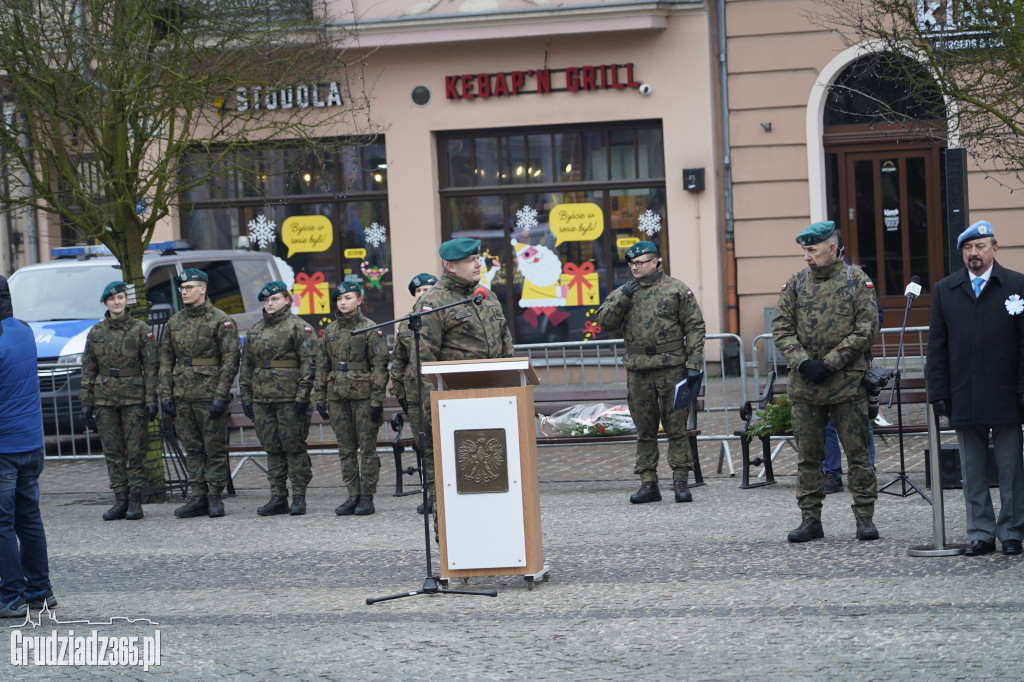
left=293, top=272, right=331, bottom=315
left=560, top=262, right=599, bottom=307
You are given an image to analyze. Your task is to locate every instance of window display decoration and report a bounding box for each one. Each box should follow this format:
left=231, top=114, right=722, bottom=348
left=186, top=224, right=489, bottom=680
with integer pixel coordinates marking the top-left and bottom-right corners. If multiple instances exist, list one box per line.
left=293, top=271, right=330, bottom=315
left=360, top=261, right=389, bottom=290
left=364, top=221, right=388, bottom=248
left=637, top=209, right=662, bottom=237
left=478, top=250, right=502, bottom=290
left=582, top=309, right=603, bottom=341
left=515, top=205, right=538, bottom=237
left=561, top=262, right=598, bottom=307
left=248, top=214, right=278, bottom=249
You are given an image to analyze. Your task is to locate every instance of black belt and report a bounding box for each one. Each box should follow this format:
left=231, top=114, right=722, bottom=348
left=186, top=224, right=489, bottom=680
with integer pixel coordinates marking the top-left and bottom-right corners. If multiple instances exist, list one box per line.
left=177, top=357, right=219, bottom=367
left=335, top=361, right=368, bottom=371
left=260, top=359, right=299, bottom=369
left=626, top=340, right=685, bottom=356
left=101, top=367, right=141, bottom=378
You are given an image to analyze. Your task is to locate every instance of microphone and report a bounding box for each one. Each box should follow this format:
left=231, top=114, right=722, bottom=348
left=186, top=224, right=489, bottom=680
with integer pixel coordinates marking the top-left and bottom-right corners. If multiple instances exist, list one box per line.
left=904, top=275, right=922, bottom=300
left=473, top=287, right=488, bottom=305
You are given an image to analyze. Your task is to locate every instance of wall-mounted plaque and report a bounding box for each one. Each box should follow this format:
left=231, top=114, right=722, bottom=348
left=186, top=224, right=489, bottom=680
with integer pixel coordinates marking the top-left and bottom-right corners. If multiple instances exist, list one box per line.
left=454, top=428, right=509, bottom=494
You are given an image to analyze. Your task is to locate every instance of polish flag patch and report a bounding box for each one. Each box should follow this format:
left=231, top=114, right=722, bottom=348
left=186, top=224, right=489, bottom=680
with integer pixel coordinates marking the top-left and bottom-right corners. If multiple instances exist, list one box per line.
left=781, top=283, right=788, bottom=291
left=224, top=321, right=233, bottom=327
left=865, top=281, right=874, bottom=288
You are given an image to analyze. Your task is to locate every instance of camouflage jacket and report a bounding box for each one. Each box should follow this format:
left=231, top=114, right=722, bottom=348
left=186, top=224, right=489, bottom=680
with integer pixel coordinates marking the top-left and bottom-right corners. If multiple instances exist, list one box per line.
left=390, top=316, right=415, bottom=404
left=158, top=298, right=241, bottom=403
left=594, top=268, right=706, bottom=371
left=314, top=310, right=389, bottom=406
left=239, top=306, right=317, bottom=404
left=80, top=312, right=158, bottom=407
left=416, top=271, right=514, bottom=364
left=771, top=258, right=879, bottom=404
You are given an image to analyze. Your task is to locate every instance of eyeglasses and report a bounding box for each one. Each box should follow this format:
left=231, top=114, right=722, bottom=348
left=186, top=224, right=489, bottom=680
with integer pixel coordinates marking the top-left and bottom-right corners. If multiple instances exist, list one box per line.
left=628, top=257, right=657, bottom=269
left=178, top=284, right=203, bottom=292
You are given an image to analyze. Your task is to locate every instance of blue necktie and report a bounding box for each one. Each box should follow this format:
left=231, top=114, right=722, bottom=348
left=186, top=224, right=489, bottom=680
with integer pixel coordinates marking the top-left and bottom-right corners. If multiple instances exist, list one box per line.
left=973, top=277, right=984, bottom=297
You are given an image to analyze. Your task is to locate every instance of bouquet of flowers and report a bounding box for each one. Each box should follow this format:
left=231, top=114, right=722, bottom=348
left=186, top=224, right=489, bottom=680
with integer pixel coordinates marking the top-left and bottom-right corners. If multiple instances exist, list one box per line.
left=745, top=396, right=792, bottom=440
left=539, top=403, right=636, bottom=437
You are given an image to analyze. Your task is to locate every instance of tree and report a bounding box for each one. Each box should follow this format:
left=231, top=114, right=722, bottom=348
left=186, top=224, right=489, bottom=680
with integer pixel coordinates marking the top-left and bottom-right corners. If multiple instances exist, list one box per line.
left=812, top=0, right=1024, bottom=186
left=0, top=0, right=369, bottom=283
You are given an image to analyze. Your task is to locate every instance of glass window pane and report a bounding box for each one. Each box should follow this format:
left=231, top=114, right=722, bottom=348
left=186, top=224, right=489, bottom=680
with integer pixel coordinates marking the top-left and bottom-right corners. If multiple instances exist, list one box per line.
left=637, top=128, right=664, bottom=179
left=527, top=134, right=553, bottom=184
left=854, top=159, right=879, bottom=285
left=501, top=135, right=528, bottom=185
left=906, top=157, right=930, bottom=292
left=581, top=131, right=608, bottom=181
left=610, top=188, right=668, bottom=288
left=475, top=137, right=499, bottom=187
left=880, top=158, right=904, bottom=293
left=555, top=132, right=582, bottom=183
left=185, top=207, right=239, bottom=250
left=447, top=138, right=477, bottom=188
left=609, top=129, right=636, bottom=180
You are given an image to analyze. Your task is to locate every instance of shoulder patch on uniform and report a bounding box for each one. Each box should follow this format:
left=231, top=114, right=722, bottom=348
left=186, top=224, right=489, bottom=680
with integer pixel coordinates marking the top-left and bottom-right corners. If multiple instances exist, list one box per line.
left=377, top=330, right=384, bottom=336
left=223, top=321, right=233, bottom=327
left=686, top=290, right=693, bottom=297
left=421, top=305, right=433, bottom=312
left=146, top=332, right=154, bottom=339
left=781, top=283, right=788, bottom=291
left=865, top=281, right=874, bottom=288
left=303, top=326, right=313, bottom=333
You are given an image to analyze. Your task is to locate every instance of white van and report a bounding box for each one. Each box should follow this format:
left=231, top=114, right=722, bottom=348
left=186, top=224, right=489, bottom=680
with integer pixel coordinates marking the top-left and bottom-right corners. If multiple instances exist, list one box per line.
left=7, top=241, right=282, bottom=433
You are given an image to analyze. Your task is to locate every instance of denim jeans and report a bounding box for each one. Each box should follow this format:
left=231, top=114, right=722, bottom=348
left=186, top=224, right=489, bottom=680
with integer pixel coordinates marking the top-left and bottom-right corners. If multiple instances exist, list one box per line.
left=0, top=447, right=51, bottom=603
left=823, top=417, right=876, bottom=478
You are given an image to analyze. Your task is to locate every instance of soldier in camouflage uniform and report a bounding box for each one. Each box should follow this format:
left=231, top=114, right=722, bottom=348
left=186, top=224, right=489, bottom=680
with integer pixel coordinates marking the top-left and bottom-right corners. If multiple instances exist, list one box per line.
left=158, top=268, right=241, bottom=519
left=80, top=281, right=159, bottom=521
left=594, top=241, right=706, bottom=505
left=315, top=281, right=389, bottom=516
left=390, top=273, right=437, bottom=514
left=413, top=239, right=514, bottom=515
left=240, top=281, right=317, bottom=516
left=771, top=221, right=880, bottom=543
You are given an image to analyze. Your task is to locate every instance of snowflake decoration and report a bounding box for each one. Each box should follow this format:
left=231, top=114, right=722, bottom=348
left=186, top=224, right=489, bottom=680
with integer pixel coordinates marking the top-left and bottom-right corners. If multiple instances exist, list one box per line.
left=1006, top=294, right=1024, bottom=316
left=637, top=209, right=662, bottom=237
left=365, top=222, right=388, bottom=248
left=247, top=214, right=277, bottom=249
left=515, top=205, right=539, bottom=235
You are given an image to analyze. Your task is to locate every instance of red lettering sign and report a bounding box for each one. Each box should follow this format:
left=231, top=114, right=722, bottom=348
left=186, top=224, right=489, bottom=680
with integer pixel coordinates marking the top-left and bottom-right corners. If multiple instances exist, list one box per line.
left=493, top=73, right=509, bottom=96
left=536, top=69, right=550, bottom=93
left=510, top=71, right=525, bottom=95
left=462, top=74, right=475, bottom=99
left=565, top=67, right=579, bottom=91
left=477, top=73, right=490, bottom=98
left=445, top=75, right=460, bottom=100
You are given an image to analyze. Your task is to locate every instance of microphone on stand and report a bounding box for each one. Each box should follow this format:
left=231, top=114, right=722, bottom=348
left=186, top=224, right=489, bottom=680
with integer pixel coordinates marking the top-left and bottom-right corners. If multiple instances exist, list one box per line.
left=904, top=275, right=922, bottom=301
left=473, top=287, right=488, bottom=305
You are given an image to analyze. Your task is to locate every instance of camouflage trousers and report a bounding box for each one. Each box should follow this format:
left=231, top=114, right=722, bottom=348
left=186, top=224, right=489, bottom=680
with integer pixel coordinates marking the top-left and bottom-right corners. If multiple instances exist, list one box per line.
left=174, top=400, right=229, bottom=495
left=95, top=404, right=150, bottom=494
left=404, top=395, right=434, bottom=491
left=792, top=396, right=877, bottom=520
left=328, top=398, right=381, bottom=496
left=626, top=365, right=694, bottom=483
left=253, top=402, right=313, bottom=497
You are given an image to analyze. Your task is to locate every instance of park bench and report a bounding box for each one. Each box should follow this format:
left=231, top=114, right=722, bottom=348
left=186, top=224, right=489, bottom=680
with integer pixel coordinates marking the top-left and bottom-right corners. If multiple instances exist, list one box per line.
left=735, top=370, right=930, bottom=489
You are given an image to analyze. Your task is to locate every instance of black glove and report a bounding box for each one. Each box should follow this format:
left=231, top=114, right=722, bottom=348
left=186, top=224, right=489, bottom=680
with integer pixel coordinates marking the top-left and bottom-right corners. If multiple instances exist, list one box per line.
left=686, top=368, right=702, bottom=382
left=799, top=359, right=831, bottom=385
left=82, top=406, right=96, bottom=431
left=242, top=402, right=254, bottom=421
left=931, top=400, right=950, bottom=418
left=161, top=399, right=176, bottom=416
left=369, top=405, right=383, bottom=424
left=294, top=401, right=309, bottom=417
left=398, top=397, right=409, bottom=414
left=208, top=399, right=227, bottom=420
left=147, top=404, right=159, bottom=422
left=316, top=402, right=329, bottom=421
left=621, top=280, right=641, bottom=298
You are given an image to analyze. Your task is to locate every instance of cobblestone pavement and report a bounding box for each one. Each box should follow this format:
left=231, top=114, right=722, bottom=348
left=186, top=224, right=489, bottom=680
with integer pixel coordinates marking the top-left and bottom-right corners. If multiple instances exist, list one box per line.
left=7, top=437, right=1023, bottom=680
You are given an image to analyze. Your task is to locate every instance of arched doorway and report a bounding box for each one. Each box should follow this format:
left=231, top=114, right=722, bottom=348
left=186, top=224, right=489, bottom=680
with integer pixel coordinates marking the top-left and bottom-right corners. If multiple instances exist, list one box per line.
left=822, top=54, right=947, bottom=328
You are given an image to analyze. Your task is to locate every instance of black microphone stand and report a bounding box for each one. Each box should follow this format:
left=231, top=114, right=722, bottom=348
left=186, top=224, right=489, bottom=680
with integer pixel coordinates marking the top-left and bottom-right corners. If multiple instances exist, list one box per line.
left=879, top=288, right=930, bottom=502
left=353, top=297, right=498, bottom=604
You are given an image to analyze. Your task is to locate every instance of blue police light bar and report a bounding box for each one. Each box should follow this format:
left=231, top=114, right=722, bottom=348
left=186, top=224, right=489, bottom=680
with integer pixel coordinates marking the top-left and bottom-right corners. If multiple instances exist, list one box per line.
left=51, top=240, right=194, bottom=259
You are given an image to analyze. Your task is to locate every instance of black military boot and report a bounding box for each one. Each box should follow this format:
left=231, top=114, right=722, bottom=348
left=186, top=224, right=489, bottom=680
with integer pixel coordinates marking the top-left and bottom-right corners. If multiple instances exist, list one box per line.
left=673, top=479, right=693, bottom=503
left=855, top=515, right=879, bottom=541
left=354, top=495, right=375, bottom=515
left=174, top=495, right=209, bottom=519
left=787, top=518, right=824, bottom=543
left=257, top=495, right=289, bottom=516
left=102, top=492, right=129, bottom=521
left=629, top=481, right=662, bottom=504
left=335, top=495, right=359, bottom=516
left=289, top=495, right=306, bottom=516
left=416, top=494, right=435, bottom=515
left=207, top=489, right=225, bottom=518
left=125, top=493, right=144, bottom=520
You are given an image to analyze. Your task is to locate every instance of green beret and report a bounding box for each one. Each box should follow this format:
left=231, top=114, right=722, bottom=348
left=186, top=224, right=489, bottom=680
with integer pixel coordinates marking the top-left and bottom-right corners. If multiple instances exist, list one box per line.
left=257, top=280, right=289, bottom=301
left=408, top=273, right=437, bottom=296
left=439, top=237, right=481, bottom=262
left=795, top=221, right=837, bottom=246
left=624, top=241, right=659, bottom=261
left=178, top=268, right=208, bottom=284
left=332, top=281, right=362, bottom=300
left=100, top=281, right=127, bottom=303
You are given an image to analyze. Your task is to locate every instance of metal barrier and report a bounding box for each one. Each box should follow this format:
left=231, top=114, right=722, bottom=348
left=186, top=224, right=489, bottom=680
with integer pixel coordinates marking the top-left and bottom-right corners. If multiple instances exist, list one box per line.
left=38, top=360, right=98, bottom=459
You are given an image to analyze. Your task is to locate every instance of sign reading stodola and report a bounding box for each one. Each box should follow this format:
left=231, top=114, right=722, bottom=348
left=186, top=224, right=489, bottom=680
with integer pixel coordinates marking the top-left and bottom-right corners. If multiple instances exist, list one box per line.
left=446, top=64, right=641, bottom=100
left=235, top=82, right=345, bottom=111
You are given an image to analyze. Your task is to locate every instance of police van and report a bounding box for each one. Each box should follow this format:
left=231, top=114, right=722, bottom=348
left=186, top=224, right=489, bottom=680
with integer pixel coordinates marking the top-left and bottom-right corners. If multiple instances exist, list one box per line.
left=7, top=241, right=283, bottom=434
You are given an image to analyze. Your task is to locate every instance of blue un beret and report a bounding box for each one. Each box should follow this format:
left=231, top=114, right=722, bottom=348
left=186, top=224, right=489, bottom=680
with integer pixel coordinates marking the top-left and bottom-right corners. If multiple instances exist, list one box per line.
left=624, top=241, right=659, bottom=261
left=439, top=237, right=481, bottom=262
left=332, top=281, right=362, bottom=300
left=257, top=280, right=289, bottom=301
left=957, top=220, right=995, bottom=250
left=178, top=268, right=208, bottom=284
left=795, top=221, right=837, bottom=246
left=408, top=273, right=438, bottom=296
left=100, top=281, right=127, bottom=303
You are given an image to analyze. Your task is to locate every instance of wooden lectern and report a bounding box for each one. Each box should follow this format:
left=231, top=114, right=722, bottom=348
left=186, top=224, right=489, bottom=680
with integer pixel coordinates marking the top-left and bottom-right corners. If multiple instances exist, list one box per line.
left=422, top=357, right=549, bottom=586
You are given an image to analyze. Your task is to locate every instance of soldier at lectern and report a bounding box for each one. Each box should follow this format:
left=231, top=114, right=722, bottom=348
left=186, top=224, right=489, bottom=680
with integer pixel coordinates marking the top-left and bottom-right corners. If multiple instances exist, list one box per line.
left=411, top=238, right=515, bottom=516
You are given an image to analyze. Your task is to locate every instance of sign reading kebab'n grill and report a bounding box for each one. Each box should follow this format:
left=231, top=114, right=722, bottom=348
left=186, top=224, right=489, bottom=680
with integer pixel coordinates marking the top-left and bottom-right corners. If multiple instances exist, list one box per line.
left=445, top=63, right=641, bottom=100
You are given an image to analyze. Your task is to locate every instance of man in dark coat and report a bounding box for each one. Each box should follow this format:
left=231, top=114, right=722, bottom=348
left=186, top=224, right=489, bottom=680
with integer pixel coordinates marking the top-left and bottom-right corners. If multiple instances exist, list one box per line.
left=927, top=220, right=1024, bottom=556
